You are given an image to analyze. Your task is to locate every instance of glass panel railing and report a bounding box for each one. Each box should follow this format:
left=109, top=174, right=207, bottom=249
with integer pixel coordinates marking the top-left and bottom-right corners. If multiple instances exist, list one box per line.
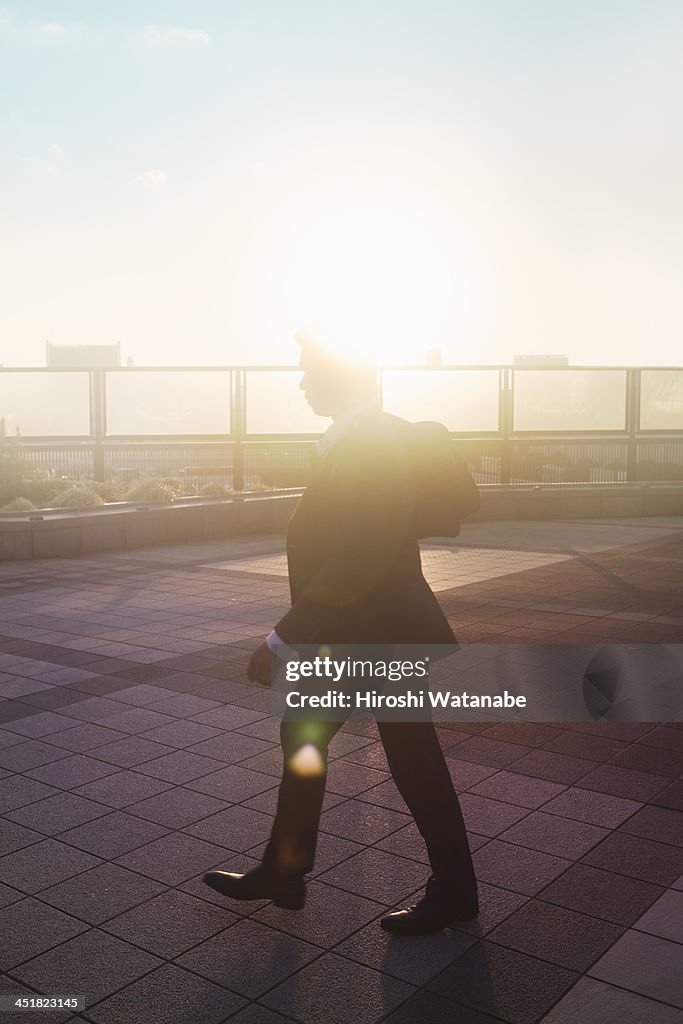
left=640, top=370, right=683, bottom=430
left=513, top=370, right=627, bottom=431
left=245, top=371, right=328, bottom=434
left=105, top=371, right=230, bottom=435
left=0, top=372, right=90, bottom=436
left=381, top=370, right=500, bottom=431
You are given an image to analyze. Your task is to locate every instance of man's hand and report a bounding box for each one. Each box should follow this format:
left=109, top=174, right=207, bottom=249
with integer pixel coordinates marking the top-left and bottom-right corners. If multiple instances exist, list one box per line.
left=247, top=641, right=273, bottom=686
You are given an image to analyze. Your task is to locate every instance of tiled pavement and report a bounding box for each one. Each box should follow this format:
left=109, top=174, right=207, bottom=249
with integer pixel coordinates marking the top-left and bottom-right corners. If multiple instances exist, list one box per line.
left=0, top=517, right=682, bottom=1024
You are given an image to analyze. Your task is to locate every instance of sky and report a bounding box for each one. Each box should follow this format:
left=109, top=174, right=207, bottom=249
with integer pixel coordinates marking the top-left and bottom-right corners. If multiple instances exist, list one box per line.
left=1, top=0, right=682, bottom=368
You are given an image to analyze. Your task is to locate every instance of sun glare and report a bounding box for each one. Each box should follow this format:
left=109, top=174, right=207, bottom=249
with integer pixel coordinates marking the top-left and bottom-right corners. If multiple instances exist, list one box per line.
left=278, top=200, right=460, bottom=365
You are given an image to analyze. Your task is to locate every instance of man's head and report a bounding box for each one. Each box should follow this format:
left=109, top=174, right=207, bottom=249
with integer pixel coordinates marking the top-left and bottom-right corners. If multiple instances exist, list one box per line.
left=296, top=329, right=378, bottom=419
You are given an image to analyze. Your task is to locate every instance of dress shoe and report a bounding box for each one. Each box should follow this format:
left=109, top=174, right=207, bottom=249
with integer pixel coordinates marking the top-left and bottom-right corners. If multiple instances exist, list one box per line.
left=380, top=877, right=478, bottom=934
left=202, top=865, right=305, bottom=910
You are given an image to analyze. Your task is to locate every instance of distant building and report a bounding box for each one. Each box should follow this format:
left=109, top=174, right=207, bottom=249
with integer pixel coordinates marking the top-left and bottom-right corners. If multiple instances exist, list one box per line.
left=513, top=354, right=569, bottom=366
left=46, top=342, right=121, bottom=367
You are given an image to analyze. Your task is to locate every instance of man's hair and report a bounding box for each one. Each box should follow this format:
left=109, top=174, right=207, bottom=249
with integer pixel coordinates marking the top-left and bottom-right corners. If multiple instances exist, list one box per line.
left=295, top=329, right=378, bottom=393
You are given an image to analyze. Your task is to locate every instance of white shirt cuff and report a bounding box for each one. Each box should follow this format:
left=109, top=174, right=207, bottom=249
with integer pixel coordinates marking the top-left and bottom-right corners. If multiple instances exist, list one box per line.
left=265, top=630, right=299, bottom=660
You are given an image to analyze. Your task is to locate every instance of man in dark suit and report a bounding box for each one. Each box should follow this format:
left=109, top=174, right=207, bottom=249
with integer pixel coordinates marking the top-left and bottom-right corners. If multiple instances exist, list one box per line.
left=204, top=334, right=479, bottom=933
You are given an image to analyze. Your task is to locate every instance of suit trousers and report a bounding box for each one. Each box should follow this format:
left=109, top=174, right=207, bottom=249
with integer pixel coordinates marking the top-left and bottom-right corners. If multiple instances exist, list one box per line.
left=261, top=712, right=478, bottom=900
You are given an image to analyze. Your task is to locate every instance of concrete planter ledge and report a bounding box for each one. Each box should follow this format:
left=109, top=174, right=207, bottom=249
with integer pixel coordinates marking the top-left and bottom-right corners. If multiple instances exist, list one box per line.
left=0, top=484, right=681, bottom=560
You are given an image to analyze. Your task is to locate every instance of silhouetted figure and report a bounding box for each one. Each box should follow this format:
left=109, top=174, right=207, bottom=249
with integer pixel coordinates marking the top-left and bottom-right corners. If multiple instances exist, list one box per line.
left=204, top=332, right=478, bottom=932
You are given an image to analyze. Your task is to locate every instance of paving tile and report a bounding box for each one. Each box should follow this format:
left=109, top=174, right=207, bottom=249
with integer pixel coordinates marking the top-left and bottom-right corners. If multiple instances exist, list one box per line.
left=137, top=720, right=223, bottom=748
left=85, top=963, right=246, bottom=1024
left=336, top=918, right=476, bottom=985
left=26, top=754, right=118, bottom=789
left=3, top=711, right=78, bottom=737
left=0, top=881, right=23, bottom=908
left=488, top=899, right=624, bottom=972
left=88, top=735, right=176, bottom=768
left=115, top=832, right=228, bottom=885
left=40, top=861, right=167, bottom=924
left=126, top=787, right=230, bottom=829
left=468, top=771, right=567, bottom=809
left=543, top=730, right=629, bottom=762
left=445, top=758, right=498, bottom=789
left=453, top=881, right=529, bottom=937
left=51, top=697, right=125, bottom=722
left=1, top=897, right=89, bottom=969
left=184, top=732, right=275, bottom=764
left=72, top=770, right=173, bottom=808
left=5, top=791, right=110, bottom=836
left=0, top=676, right=53, bottom=698
left=13, top=929, right=163, bottom=1006
left=237, top=745, right=286, bottom=778
left=446, top=735, right=532, bottom=769
left=633, top=890, right=683, bottom=943
left=21, top=686, right=92, bottom=710
left=324, top=760, right=390, bottom=797
left=254, top=879, right=385, bottom=947
left=261, top=951, right=415, bottom=1024
left=0, top=838, right=101, bottom=893
left=57, top=809, right=169, bottom=858
left=96, top=707, right=178, bottom=734
left=582, top=832, right=683, bottom=886
left=186, top=764, right=277, bottom=803
left=542, top=787, right=642, bottom=829
left=500, top=810, right=608, bottom=859
left=0, top=818, right=44, bottom=856
left=228, top=1007, right=295, bottom=1024
left=589, top=929, right=683, bottom=1009
left=0, top=700, right=41, bottom=725
left=190, top=705, right=266, bottom=730
left=357, top=778, right=409, bottom=812
left=183, top=804, right=274, bottom=851
left=134, top=750, right=225, bottom=783
left=428, top=941, right=578, bottom=1024
left=102, top=889, right=237, bottom=958
left=0, top=727, right=24, bottom=749
left=459, top=793, right=530, bottom=837
left=320, top=798, right=409, bottom=844
left=542, top=976, right=683, bottom=1024
left=148, top=693, right=222, bottom=717
left=382, top=990, right=501, bottom=1024
left=108, top=684, right=178, bottom=706
left=653, top=779, right=683, bottom=812
left=317, top=847, right=427, bottom=904
left=178, top=917, right=320, bottom=997
left=575, top=764, right=671, bottom=802
left=610, top=745, right=683, bottom=778
left=483, top=722, right=564, bottom=748
left=473, top=839, right=571, bottom=896
left=44, top=722, right=129, bottom=753
left=0, top=774, right=60, bottom=812
left=509, top=749, right=598, bottom=785
left=539, top=863, right=664, bottom=926
left=619, top=805, right=683, bottom=847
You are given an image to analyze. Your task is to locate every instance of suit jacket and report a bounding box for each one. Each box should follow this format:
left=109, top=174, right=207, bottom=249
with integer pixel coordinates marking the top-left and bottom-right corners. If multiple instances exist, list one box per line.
left=274, top=408, right=457, bottom=646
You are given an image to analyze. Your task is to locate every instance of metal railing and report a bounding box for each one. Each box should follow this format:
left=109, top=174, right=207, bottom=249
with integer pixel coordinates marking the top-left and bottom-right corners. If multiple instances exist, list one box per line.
left=1, top=364, right=682, bottom=490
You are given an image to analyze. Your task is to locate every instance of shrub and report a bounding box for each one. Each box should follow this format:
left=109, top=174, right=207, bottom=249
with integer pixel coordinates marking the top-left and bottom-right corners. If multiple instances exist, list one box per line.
left=198, top=482, right=232, bottom=497
left=90, top=480, right=127, bottom=502
left=1, top=496, right=36, bottom=512
left=51, top=484, right=104, bottom=508
left=124, top=479, right=176, bottom=503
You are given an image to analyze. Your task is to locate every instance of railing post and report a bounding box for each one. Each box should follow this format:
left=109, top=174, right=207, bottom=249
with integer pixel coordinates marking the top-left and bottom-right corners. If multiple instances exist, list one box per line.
left=231, top=369, right=245, bottom=491
left=626, top=368, right=641, bottom=482
left=499, top=368, right=513, bottom=485
left=89, top=370, right=106, bottom=481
